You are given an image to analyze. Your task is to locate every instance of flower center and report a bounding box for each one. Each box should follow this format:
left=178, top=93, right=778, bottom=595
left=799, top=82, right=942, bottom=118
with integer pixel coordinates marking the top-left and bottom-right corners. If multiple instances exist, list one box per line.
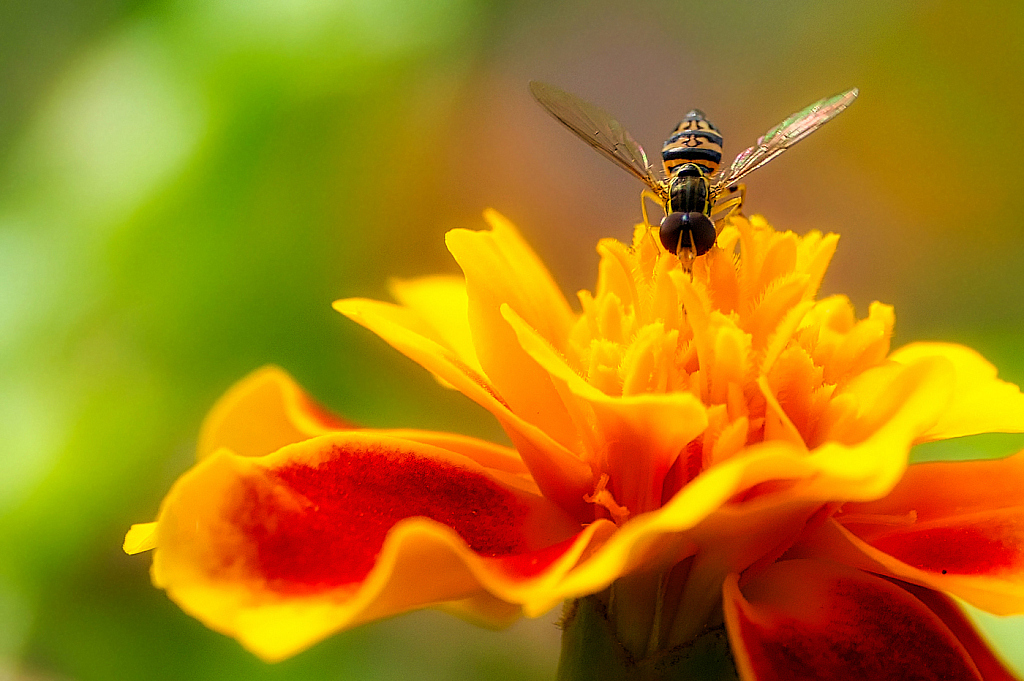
left=565, top=217, right=893, bottom=515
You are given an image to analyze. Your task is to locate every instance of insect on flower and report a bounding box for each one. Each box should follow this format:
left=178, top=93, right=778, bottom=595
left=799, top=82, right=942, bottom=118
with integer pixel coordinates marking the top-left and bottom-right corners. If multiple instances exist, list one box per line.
left=530, top=81, right=858, bottom=260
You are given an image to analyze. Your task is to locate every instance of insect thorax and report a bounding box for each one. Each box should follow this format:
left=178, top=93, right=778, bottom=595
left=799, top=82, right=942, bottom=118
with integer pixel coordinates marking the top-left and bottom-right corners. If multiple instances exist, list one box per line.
left=662, top=109, right=723, bottom=177
left=668, top=165, right=712, bottom=216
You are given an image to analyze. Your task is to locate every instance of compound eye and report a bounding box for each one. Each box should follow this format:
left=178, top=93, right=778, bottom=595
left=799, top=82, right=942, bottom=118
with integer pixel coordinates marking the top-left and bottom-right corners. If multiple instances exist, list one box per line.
left=659, top=212, right=717, bottom=256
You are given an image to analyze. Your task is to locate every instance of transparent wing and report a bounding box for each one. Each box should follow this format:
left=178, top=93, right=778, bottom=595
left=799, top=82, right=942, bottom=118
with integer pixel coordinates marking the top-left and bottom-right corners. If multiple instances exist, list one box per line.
left=530, top=81, right=667, bottom=194
left=712, top=87, right=858, bottom=189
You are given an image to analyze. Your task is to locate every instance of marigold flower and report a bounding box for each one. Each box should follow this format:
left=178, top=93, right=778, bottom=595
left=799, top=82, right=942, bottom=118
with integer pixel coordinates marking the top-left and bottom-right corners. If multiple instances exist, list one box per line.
left=126, top=211, right=1024, bottom=679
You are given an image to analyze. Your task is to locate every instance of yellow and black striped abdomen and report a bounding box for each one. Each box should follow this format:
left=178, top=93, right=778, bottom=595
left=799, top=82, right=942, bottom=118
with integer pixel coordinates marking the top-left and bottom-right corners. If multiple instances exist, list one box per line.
left=662, top=109, right=723, bottom=176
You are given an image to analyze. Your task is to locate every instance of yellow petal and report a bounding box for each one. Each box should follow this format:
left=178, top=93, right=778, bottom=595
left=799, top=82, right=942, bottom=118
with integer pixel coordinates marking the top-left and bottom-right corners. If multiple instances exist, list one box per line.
left=890, top=342, right=1024, bottom=441
left=435, top=592, right=523, bottom=630
left=197, top=366, right=346, bottom=460
left=758, top=376, right=807, bottom=450
left=445, top=211, right=580, bottom=451
left=802, top=356, right=954, bottom=500
left=124, top=522, right=158, bottom=554
left=335, top=297, right=505, bottom=408
left=388, top=274, right=483, bottom=376
left=378, top=428, right=529, bottom=476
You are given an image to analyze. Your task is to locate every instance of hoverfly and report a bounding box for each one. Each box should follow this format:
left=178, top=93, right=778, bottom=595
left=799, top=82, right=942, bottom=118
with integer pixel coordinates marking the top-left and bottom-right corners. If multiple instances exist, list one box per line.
left=530, top=81, right=858, bottom=261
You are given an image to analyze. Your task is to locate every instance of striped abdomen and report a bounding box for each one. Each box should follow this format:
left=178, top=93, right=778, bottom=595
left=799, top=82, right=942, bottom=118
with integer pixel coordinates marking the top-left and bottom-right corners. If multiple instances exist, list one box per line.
left=662, top=109, right=723, bottom=176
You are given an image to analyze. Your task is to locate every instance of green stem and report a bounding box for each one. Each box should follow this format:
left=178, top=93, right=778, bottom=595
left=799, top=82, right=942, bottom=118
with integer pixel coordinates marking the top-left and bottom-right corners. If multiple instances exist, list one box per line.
left=556, top=596, right=740, bottom=681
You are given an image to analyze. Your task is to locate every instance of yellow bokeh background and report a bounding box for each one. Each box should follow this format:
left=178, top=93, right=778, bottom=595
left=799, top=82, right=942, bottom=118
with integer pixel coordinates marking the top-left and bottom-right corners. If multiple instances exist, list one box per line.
left=2, top=0, right=1023, bottom=678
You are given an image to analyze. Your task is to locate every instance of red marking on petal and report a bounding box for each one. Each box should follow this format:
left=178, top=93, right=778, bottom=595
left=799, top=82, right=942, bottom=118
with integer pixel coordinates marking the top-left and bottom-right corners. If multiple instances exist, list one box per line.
left=231, top=444, right=530, bottom=591
left=872, top=522, right=1023, bottom=575
left=727, top=560, right=984, bottom=681
left=735, top=580, right=978, bottom=680
left=894, top=580, right=1022, bottom=681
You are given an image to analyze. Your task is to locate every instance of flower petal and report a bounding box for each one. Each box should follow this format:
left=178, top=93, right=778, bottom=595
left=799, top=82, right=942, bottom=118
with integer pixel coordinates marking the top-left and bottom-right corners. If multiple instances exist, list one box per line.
left=445, top=211, right=580, bottom=452
left=143, top=431, right=595, bottom=660
left=803, top=355, right=954, bottom=500
left=378, top=428, right=530, bottom=476
left=334, top=296, right=508, bottom=407
left=435, top=591, right=525, bottom=630
left=502, top=304, right=708, bottom=514
left=197, top=366, right=348, bottom=460
left=723, top=559, right=987, bottom=681
left=512, top=439, right=845, bottom=638
left=124, top=522, right=158, bottom=554
left=334, top=296, right=594, bottom=518
left=387, top=274, right=483, bottom=376
left=897, top=582, right=1021, bottom=681
left=534, top=355, right=968, bottom=634
left=890, top=342, right=1024, bottom=441
left=817, top=451, right=1024, bottom=615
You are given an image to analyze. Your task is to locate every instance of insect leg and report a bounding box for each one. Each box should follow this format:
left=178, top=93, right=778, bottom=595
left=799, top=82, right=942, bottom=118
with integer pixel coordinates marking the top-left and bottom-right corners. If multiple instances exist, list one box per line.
left=640, top=189, right=666, bottom=231
left=639, top=189, right=669, bottom=251
left=711, top=183, right=746, bottom=227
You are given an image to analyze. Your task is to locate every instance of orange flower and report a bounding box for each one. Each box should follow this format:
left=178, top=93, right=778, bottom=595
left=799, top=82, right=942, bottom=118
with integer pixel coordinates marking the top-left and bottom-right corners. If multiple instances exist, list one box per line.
left=126, top=211, right=1024, bottom=679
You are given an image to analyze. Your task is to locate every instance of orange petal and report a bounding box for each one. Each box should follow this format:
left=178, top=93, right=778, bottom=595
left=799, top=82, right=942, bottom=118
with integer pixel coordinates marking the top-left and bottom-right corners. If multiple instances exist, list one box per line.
left=141, top=431, right=595, bottom=660
left=444, top=211, right=580, bottom=452
left=890, top=342, right=1024, bottom=441
left=724, top=559, right=987, bottom=681
left=197, top=366, right=348, bottom=460
left=824, top=451, right=1024, bottom=614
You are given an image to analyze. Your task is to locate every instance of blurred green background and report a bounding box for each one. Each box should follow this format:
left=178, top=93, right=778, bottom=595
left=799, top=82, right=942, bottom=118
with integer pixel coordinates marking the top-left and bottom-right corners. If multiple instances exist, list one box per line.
left=2, top=0, right=1023, bottom=678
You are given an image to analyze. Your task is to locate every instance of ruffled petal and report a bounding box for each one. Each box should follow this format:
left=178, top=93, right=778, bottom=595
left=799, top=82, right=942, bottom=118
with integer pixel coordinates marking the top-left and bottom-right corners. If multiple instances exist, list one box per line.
left=889, top=342, right=1024, bottom=441
left=723, top=559, right=987, bottom=681
left=445, top=211, right=580, bottom=452
left=334, top=296, right=594, bottom=519
left=808, top=452, right=1024, bottom=615
left=197, top=366, right=348, bottom=460
left=141, top=430, right=597, bottom=660
left=802, top=354, right=954, bottom=500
